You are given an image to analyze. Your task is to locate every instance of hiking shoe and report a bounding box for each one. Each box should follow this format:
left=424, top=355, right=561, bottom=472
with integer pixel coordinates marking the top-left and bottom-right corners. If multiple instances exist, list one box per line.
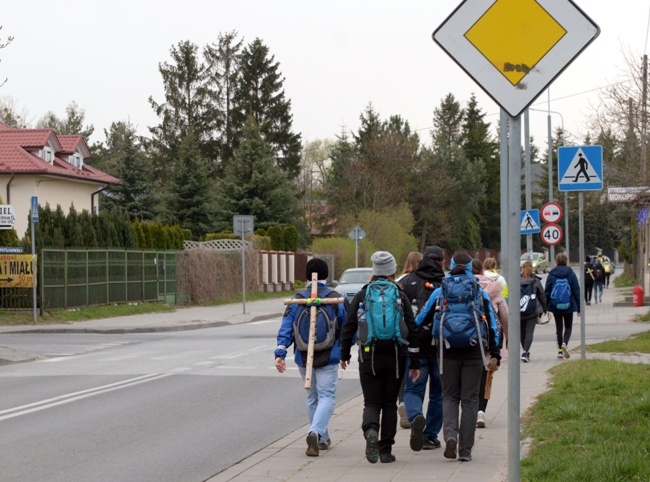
left=477, top=411, right=486, bottom=428
left=409, top=414, right=425, bottom=451
left=459, top=454, right=472, bottom=462
left=379, top=453, right=396, bottom=463
left=422, top=437, right=441, bottom=450
left=521, top=352, right=530, bottom=363
left=398, top=402, right=410, bottom=429
left=365, top=429, right=379, bottom=464
left=599, top=296, right=603, bottom=303
left=562, top=343, right=571, bottom=359
left=557, top=350, right=564, bottom=359
left=444, top=438, right=457, bottom=459
left=306, top=431, right=319, bottom=457
left=586, top=301, right=591, bottom=306
left=318, top=438, right=331, bottom=451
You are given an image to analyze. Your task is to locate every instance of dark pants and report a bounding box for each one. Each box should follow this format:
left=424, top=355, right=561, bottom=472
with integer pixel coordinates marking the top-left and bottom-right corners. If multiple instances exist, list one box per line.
left=442, top=358, right=483, bottom=458
left=359, top=353, right=406, bottom=455
left=604, top=273, right=611, bottom=288
left=520, top=316, right=537, bottom=353
left=585, top=281, right=593, bottom=302
left=554, top=312, right=573, bottom=348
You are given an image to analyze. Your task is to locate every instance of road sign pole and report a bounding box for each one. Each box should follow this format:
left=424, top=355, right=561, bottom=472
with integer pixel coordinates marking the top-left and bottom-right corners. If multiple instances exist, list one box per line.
left=507, top=115, right=522, bottom=482
left=524, top=109, right=533, bottom=254
left=355, top=229, right=359, bottom=268
left=579, top=192, right=586, bottom=359
left=500, top=110, right=509, bottom=282
left=564, top=192, right=570, bottom=262
left=241, top=226, right=246, bottom=315
left=31, top=216, right=36, bottom=323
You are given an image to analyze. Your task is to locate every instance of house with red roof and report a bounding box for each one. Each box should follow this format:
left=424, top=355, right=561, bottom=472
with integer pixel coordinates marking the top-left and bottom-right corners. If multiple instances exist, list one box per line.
left=0, top=122, right=119, bottom=238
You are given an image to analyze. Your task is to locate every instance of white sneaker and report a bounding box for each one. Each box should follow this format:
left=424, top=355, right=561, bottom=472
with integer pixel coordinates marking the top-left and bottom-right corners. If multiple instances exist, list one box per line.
left=476, top=411, right=486, bottom=428
left=562, top=343, right=570, bottom=359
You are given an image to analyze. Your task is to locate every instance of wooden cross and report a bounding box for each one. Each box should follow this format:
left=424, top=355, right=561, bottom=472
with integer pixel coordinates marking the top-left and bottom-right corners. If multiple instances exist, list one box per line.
left=484, top=357, right=499, bottom=400
left=284, top=272, right=345, bottom=389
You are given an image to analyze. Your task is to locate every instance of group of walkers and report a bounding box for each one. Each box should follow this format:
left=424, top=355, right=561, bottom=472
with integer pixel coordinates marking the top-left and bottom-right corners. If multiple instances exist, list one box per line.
left=274, top=247, right=593, bottom=465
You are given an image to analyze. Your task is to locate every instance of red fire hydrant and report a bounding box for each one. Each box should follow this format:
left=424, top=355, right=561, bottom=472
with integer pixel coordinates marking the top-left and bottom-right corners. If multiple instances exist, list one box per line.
left=633, top=285, right=644, bottom=307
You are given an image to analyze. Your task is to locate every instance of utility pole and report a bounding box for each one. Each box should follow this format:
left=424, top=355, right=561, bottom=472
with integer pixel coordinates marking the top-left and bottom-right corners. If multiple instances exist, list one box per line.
left=642, top=55, right=649, bottom=292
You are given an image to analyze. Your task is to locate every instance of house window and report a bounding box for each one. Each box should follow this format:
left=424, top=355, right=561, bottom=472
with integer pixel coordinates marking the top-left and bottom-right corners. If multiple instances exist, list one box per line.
left=43, top=147, right=54, bottom=164
left=74, top=155, right=83, bottom=169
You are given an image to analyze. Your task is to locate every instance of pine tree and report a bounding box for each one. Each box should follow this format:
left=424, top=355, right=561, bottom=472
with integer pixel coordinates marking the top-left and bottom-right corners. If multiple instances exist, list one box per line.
left=166, top=130, right=215, bottom=240
left=231, top=38, right=302, bottom=178
left=215, top=120, right=300, bottom=231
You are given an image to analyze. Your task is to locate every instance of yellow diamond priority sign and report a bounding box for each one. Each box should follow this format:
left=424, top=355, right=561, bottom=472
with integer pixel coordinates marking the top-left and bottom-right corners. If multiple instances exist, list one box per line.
left=434, top=0, right=599, bottom=117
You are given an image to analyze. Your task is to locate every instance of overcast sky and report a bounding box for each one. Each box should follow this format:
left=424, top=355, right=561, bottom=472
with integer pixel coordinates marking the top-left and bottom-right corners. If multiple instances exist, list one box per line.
left=1, top=1, right=649, bottom=154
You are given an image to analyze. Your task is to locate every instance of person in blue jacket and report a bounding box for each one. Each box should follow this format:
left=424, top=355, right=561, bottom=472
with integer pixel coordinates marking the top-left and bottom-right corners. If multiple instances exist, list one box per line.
left=544, top=252, right=580, bottom=359
left=274, top=258, right=349, bottom=457
left=415, top=252, right=501, bottom=463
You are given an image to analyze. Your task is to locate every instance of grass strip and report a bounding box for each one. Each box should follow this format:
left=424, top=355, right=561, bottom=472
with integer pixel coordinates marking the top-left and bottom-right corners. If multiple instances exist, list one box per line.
left=587, top=330, right=650, bottom=354
left=522, top=359, right=650, bottom=481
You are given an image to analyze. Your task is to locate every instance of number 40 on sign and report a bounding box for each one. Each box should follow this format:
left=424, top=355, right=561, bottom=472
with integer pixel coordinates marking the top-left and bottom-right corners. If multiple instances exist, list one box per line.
left=541, top=223, right=563, bottom=246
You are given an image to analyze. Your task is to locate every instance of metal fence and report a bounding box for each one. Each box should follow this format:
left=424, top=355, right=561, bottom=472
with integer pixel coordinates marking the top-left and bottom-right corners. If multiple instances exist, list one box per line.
left=0, top=249, right=178, bottom=311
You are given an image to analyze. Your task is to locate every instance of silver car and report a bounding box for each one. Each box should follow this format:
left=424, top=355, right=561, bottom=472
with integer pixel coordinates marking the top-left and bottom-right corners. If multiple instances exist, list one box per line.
left=334, top=268, right=373, bottom=302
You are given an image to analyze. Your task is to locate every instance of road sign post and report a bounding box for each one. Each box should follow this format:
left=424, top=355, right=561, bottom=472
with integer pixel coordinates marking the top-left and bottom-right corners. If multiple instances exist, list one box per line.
left=433, top=2, right=599, bottom=479
left=30, top=196, right=38, bottom=323
left=348, top=225, right=365, bottom=268
left=233, top=215, right=254, bottom=314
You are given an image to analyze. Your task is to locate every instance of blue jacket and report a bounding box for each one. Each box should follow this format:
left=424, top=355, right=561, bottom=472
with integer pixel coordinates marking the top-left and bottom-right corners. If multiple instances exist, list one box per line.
left=274, top=282, right=348, bottom=367
left=416, top=257, right=500, bottom=360
left=544, top=265, right=581, bottom=314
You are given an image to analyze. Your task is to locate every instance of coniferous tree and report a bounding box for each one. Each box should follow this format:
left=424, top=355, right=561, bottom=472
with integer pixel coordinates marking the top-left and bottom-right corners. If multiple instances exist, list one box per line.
left=215, top=120, right=301, bottom=231
left=79, top=210, right=97, bottom=248
left=231, top=39, right=302, bottom=178
left=166, top=130, right=215, bottom=240
left=37, top=101, right=95, bottom=139
left=101, top=122, right=158, bottom=220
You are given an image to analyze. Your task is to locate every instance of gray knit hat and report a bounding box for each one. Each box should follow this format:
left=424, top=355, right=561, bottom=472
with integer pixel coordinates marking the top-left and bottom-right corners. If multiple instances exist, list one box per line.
left=371, top=251, right=397, bottom=276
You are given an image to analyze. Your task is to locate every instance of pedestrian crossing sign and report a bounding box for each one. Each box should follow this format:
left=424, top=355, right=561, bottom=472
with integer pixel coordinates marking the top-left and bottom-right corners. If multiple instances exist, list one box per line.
left=558, top=145, right=603, bottom=191
left=520, top=209, right=541, bottom=235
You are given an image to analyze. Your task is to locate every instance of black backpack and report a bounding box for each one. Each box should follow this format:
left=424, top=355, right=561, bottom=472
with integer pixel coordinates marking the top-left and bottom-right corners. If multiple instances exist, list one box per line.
left=520, top=282, right=537, bottom=318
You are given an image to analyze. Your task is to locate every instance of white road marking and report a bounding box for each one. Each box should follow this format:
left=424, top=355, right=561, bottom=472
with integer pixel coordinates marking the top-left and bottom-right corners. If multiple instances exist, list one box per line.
left=0, top=373, right=173, bottom=422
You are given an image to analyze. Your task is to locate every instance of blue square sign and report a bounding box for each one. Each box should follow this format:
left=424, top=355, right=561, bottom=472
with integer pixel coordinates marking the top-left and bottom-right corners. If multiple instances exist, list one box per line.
left=558, top=145, right=603, bottom=191
left=520, top=209, right=541, bottom=235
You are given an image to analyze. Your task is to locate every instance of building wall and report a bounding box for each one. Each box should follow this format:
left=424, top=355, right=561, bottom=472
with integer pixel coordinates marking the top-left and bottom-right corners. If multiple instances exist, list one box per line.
left=0, top=175, right=99, bottom=238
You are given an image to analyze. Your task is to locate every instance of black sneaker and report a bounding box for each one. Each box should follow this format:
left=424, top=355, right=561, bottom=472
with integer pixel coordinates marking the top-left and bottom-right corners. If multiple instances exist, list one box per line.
left=521, top=352, right=530, bottom=363
left=422, top=437, right=441, bottom=450
left=365, top=429, right=379, bottom=464
left=444, top=438, right=457, bottom=459
left=318, top=438, right=331, bottom=451
left=379, top=453, right=396, bottom=463
left=409, top=414, right=425, bottom=451
left=306, top=431, right=319, bottom=457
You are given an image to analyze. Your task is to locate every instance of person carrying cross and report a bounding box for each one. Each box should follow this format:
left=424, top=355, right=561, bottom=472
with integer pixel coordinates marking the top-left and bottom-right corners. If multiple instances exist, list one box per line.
left=275, top=258, right=349, bottom=457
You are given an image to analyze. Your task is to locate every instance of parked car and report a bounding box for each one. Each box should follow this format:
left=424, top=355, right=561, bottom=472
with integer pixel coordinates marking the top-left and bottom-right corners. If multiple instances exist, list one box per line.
left=333, top=268, right=373, bottom=302
left=520, top=252, right=548, bottom=274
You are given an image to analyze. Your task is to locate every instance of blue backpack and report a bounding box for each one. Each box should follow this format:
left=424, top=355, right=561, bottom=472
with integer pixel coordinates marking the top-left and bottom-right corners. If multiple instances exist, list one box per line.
left=292, top=288, right=339, bottom=367
left=358, top=279, right=407, bottom=346
left=550, top=278, right=572, bottom=311
left=433, top=275, right=489, bottom=352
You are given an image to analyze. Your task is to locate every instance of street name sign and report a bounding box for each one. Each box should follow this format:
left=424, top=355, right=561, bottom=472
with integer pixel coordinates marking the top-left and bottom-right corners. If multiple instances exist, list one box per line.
left=558, top=145, right=603, bottom=191
left=433, top=0, right=600, bottom=117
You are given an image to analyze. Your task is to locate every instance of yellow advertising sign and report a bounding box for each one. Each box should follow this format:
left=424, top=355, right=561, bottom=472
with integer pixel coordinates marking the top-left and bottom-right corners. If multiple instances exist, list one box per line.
left=0, top=254, right=36, bottom=288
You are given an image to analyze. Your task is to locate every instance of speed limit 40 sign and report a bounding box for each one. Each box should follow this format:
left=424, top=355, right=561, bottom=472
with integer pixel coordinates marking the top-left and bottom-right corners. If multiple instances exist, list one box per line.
left=541, top=223, right=563, bottom=246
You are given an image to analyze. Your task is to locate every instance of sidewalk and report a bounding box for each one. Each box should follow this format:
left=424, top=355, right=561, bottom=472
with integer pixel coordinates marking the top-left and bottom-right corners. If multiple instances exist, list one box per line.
left=1, top=283, right=649, bottom=481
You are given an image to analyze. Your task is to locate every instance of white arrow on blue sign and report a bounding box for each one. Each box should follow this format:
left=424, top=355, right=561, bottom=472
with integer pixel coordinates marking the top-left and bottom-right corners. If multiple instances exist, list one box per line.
left=558, top=145, right=603, bottom=191
left=520, top=209, right=541, bottom=235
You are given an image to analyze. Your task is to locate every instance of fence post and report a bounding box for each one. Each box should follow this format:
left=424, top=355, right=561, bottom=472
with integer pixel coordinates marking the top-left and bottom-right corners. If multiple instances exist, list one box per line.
left=64, top=250, right=68, bottom=309
left=105, top=251, right=109, bottom=304
left=86, top=250, right=89, bottom=306
left=124, top=251, right=128, bottom=303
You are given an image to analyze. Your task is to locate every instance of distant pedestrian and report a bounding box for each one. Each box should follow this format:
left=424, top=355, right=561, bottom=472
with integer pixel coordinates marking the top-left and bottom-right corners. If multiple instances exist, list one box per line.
left=340, top=251, right=421, bottom=464
left=483, top=257, right=509, bottom=303
left=395, top=250, right=423, bottom=428
left=584, top=256, right=595, bottom=305
left=275, top=258, right=349, bottom=457
left=471, top=259, right=508, bottom=429
left=401, top=246, right=445, bottom=451
left=417, top=252, right=501, bottom=462
left=601, top=256, right=613, bottom=288
left=520, top=261, right=547, bottom=363
left=593, top=256, right=606, bottom=304
left=544, top=253, right=580, bottom=360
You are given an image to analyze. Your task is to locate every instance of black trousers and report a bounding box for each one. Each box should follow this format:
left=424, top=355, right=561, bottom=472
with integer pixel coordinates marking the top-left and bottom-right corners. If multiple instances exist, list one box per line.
left=585, top=281, right=593, bottom=302
left=359, top=353, right=406, bottom=455
left=553, top=312, right=573, bottom=348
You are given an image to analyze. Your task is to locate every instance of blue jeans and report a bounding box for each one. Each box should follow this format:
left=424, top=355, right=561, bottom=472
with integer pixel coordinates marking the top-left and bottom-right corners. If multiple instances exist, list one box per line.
left=594, top=282, right=604, bottom=302
left=299, top=363, right=338, bottom=442
left=403, top=357, right=443, bottom=440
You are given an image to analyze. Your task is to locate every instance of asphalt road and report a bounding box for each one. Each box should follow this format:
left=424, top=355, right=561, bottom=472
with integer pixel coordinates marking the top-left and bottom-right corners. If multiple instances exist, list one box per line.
left=0, top=319, right=361, bottom=481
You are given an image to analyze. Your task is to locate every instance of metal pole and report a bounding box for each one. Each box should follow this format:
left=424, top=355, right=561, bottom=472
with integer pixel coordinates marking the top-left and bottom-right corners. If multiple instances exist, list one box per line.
left=547, top=90, right=555, bottom=268
left=500, top=110, right=509, bottom=280
left=565, top=192, right=570, bottom=262
left=31, top=216, right=37, bottom=323
left=355, top=227, right=359, bottom=268
left=579, top=192, right=586, bottom=359
left=241, top=225, right=246, bottom=314
left=507, top=114, right=522, bottom=482
left=524, top=109, right=532, bottom=254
